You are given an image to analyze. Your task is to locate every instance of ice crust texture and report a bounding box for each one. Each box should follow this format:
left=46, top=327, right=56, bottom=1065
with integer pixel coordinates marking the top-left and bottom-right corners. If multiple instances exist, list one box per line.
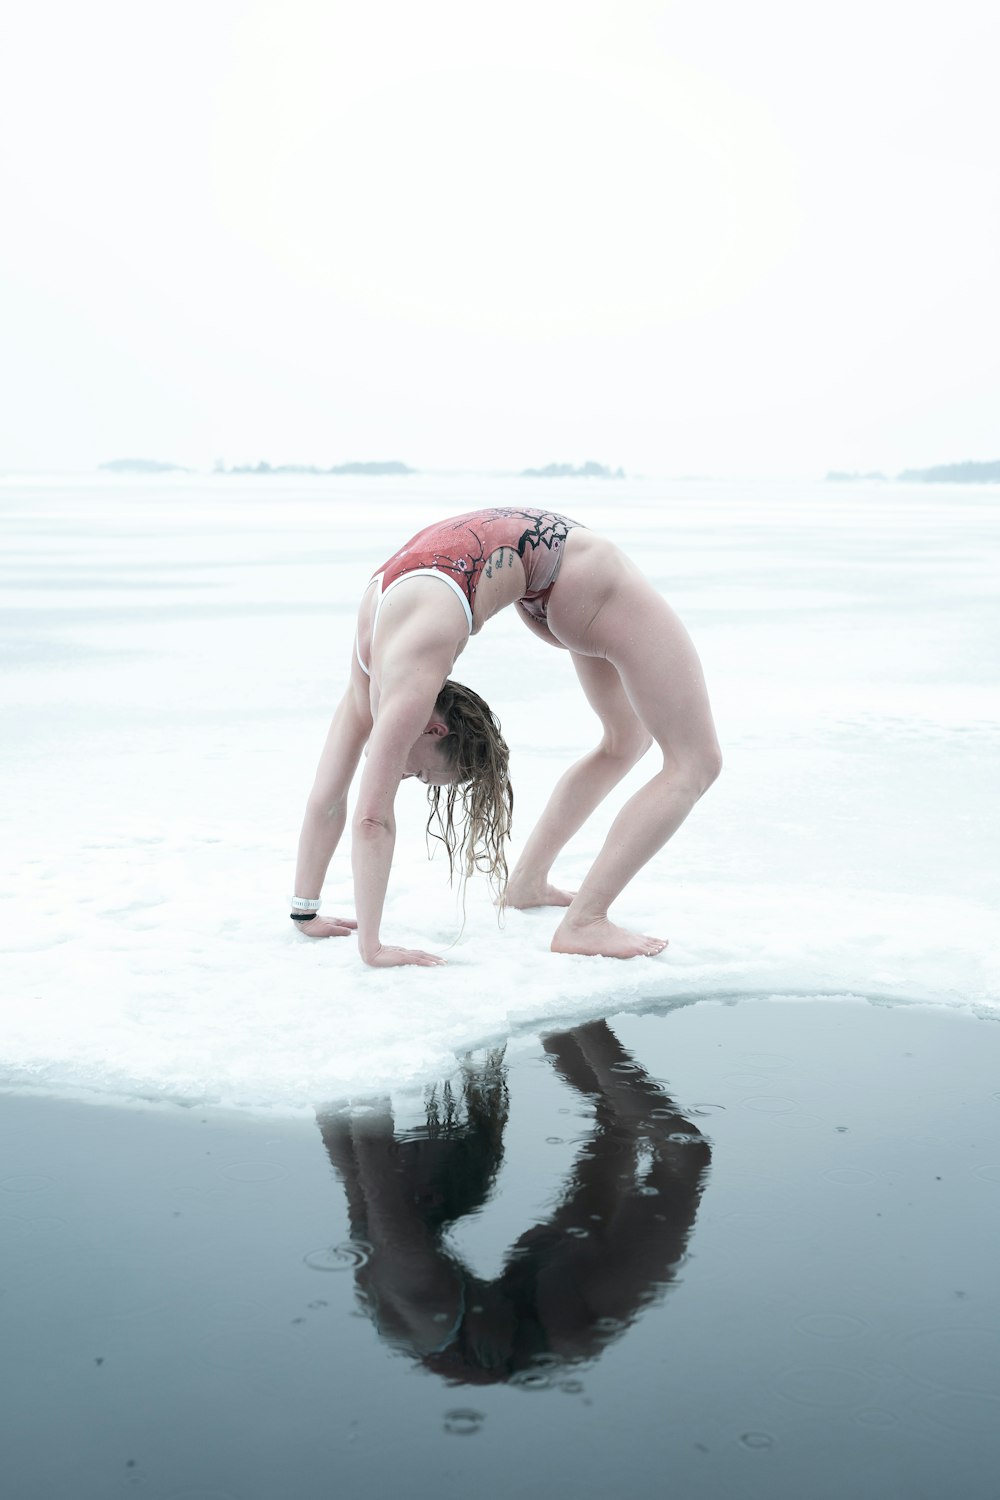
left=2, top=475, right=997, bottom=1112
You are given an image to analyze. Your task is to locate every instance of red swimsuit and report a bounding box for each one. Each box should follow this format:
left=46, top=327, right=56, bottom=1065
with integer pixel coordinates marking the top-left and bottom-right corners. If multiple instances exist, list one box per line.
left=357, top=508, right=580, bottom=674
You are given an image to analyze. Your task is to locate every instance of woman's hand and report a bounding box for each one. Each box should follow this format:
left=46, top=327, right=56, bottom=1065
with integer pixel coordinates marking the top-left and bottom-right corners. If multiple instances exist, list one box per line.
left=361, top=943, right=446, bottom=968
left=294, top=915, right=358, bottom=939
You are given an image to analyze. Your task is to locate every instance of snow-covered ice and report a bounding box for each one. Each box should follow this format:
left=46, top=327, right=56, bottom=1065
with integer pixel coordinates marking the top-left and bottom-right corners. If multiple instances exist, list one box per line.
left=2, top=473, right=997, bottom=1112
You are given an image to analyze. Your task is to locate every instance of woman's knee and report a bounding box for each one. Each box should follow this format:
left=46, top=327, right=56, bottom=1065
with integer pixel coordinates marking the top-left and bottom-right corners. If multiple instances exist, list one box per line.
left=602, top=726, right=654, bottom=769
left=665, top=742, right=722, bottom=799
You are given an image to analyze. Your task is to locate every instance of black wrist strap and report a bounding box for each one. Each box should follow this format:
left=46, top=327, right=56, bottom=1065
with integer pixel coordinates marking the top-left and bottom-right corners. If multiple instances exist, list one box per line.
left=290, top=912, right=318, bottom=922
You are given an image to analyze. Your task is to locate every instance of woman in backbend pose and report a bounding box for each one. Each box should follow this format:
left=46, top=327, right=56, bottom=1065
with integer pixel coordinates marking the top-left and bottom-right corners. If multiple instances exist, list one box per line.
left=291, top=508, right=721, bottom=968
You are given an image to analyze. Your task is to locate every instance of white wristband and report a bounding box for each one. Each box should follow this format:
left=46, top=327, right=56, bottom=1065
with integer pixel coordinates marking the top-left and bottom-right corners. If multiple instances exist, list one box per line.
left=290, top=896, right=322, bottom=912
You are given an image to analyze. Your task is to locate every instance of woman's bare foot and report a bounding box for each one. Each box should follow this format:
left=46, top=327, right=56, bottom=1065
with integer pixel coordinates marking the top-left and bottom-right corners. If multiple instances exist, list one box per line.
left=550, top=915, right=668, bottom=959
left=504, top=874, right=576, bottom=909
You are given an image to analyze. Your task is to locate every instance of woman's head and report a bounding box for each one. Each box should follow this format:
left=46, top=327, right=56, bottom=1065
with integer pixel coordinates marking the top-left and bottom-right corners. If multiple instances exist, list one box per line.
left=423, top=680, right=513, bottom=903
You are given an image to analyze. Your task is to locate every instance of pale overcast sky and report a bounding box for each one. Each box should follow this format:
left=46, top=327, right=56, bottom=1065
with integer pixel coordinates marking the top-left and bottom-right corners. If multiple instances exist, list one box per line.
left=1, top=0, right=997, bottom=477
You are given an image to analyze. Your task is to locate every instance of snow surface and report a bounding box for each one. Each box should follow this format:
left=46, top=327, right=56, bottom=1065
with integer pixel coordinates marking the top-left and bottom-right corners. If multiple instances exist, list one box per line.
left=2, top=474, right=997, bottom=1113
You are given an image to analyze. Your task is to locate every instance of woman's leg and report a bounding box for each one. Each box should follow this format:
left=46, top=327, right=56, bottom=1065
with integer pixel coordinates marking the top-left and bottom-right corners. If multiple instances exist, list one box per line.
left=506, top=654, right=653, bottom=908
left=546, top=546, right=722, bottom=958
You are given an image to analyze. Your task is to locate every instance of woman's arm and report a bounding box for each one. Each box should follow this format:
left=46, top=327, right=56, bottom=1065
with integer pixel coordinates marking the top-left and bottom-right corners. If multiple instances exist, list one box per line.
left=351, top=634, right=454, bottom=968
left=292, top=674, right=372, bottom=937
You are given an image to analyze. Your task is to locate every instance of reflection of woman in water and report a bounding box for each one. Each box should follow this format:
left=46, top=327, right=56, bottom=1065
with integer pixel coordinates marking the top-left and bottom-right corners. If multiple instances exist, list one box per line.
left=291, top=508, right=722, bottom=964
left=316, top=1021, right=711, bottom=1384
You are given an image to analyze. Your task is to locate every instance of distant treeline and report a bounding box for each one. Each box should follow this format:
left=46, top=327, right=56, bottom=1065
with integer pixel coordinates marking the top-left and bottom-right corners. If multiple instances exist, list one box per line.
left=98, top=458, right=416, bottom=476
left=99, top=459, right=190, bottom=474
left=897, top=459, right=1000, bottom=483
left=99, top=457, right=628, bottom=480
left=521, top=461, right=624, bottom=478
left=216, top=460, right=415, bottom=476
left=827, top=459, right=1000, bottom=484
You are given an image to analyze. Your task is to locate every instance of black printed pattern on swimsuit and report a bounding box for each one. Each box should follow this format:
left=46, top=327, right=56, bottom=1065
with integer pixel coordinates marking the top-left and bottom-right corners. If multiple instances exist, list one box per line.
left=425, top=510, right=577, bottom=607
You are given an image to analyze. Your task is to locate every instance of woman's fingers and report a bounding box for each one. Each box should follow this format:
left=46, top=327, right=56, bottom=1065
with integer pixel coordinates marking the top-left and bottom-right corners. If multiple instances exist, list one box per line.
left=367, top=945, right=446, bottom=968
left=388, top=947, right=447, bottom=967
left=298, top=915, right=357, bottom=939
left=295, top=925, right=443, bottom=965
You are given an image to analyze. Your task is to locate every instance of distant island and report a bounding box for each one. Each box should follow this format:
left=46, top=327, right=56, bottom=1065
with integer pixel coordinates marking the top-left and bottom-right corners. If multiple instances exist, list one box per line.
left=898, top=459, right=1000, bottom=483
left=520, top=461, right=625, bottom=479
left=99, top=458, right=190, bottom=474
left=826, top=459, right=1000, bottom=484
left=216, top=460, right=415, bottom=477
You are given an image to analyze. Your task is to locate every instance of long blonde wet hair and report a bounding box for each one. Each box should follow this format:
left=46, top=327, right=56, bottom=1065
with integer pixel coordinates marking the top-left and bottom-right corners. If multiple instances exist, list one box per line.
left=425, top=680, right=514, bottom=906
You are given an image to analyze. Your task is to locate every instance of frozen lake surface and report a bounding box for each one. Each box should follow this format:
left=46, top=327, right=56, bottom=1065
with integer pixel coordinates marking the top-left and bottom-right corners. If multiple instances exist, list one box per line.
left=1, top=473, right=998, bottom=1111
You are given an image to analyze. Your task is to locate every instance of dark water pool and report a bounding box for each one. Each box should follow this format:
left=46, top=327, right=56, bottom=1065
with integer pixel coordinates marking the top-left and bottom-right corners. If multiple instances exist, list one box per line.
left=2, top=1000, right=999, bottom=1500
